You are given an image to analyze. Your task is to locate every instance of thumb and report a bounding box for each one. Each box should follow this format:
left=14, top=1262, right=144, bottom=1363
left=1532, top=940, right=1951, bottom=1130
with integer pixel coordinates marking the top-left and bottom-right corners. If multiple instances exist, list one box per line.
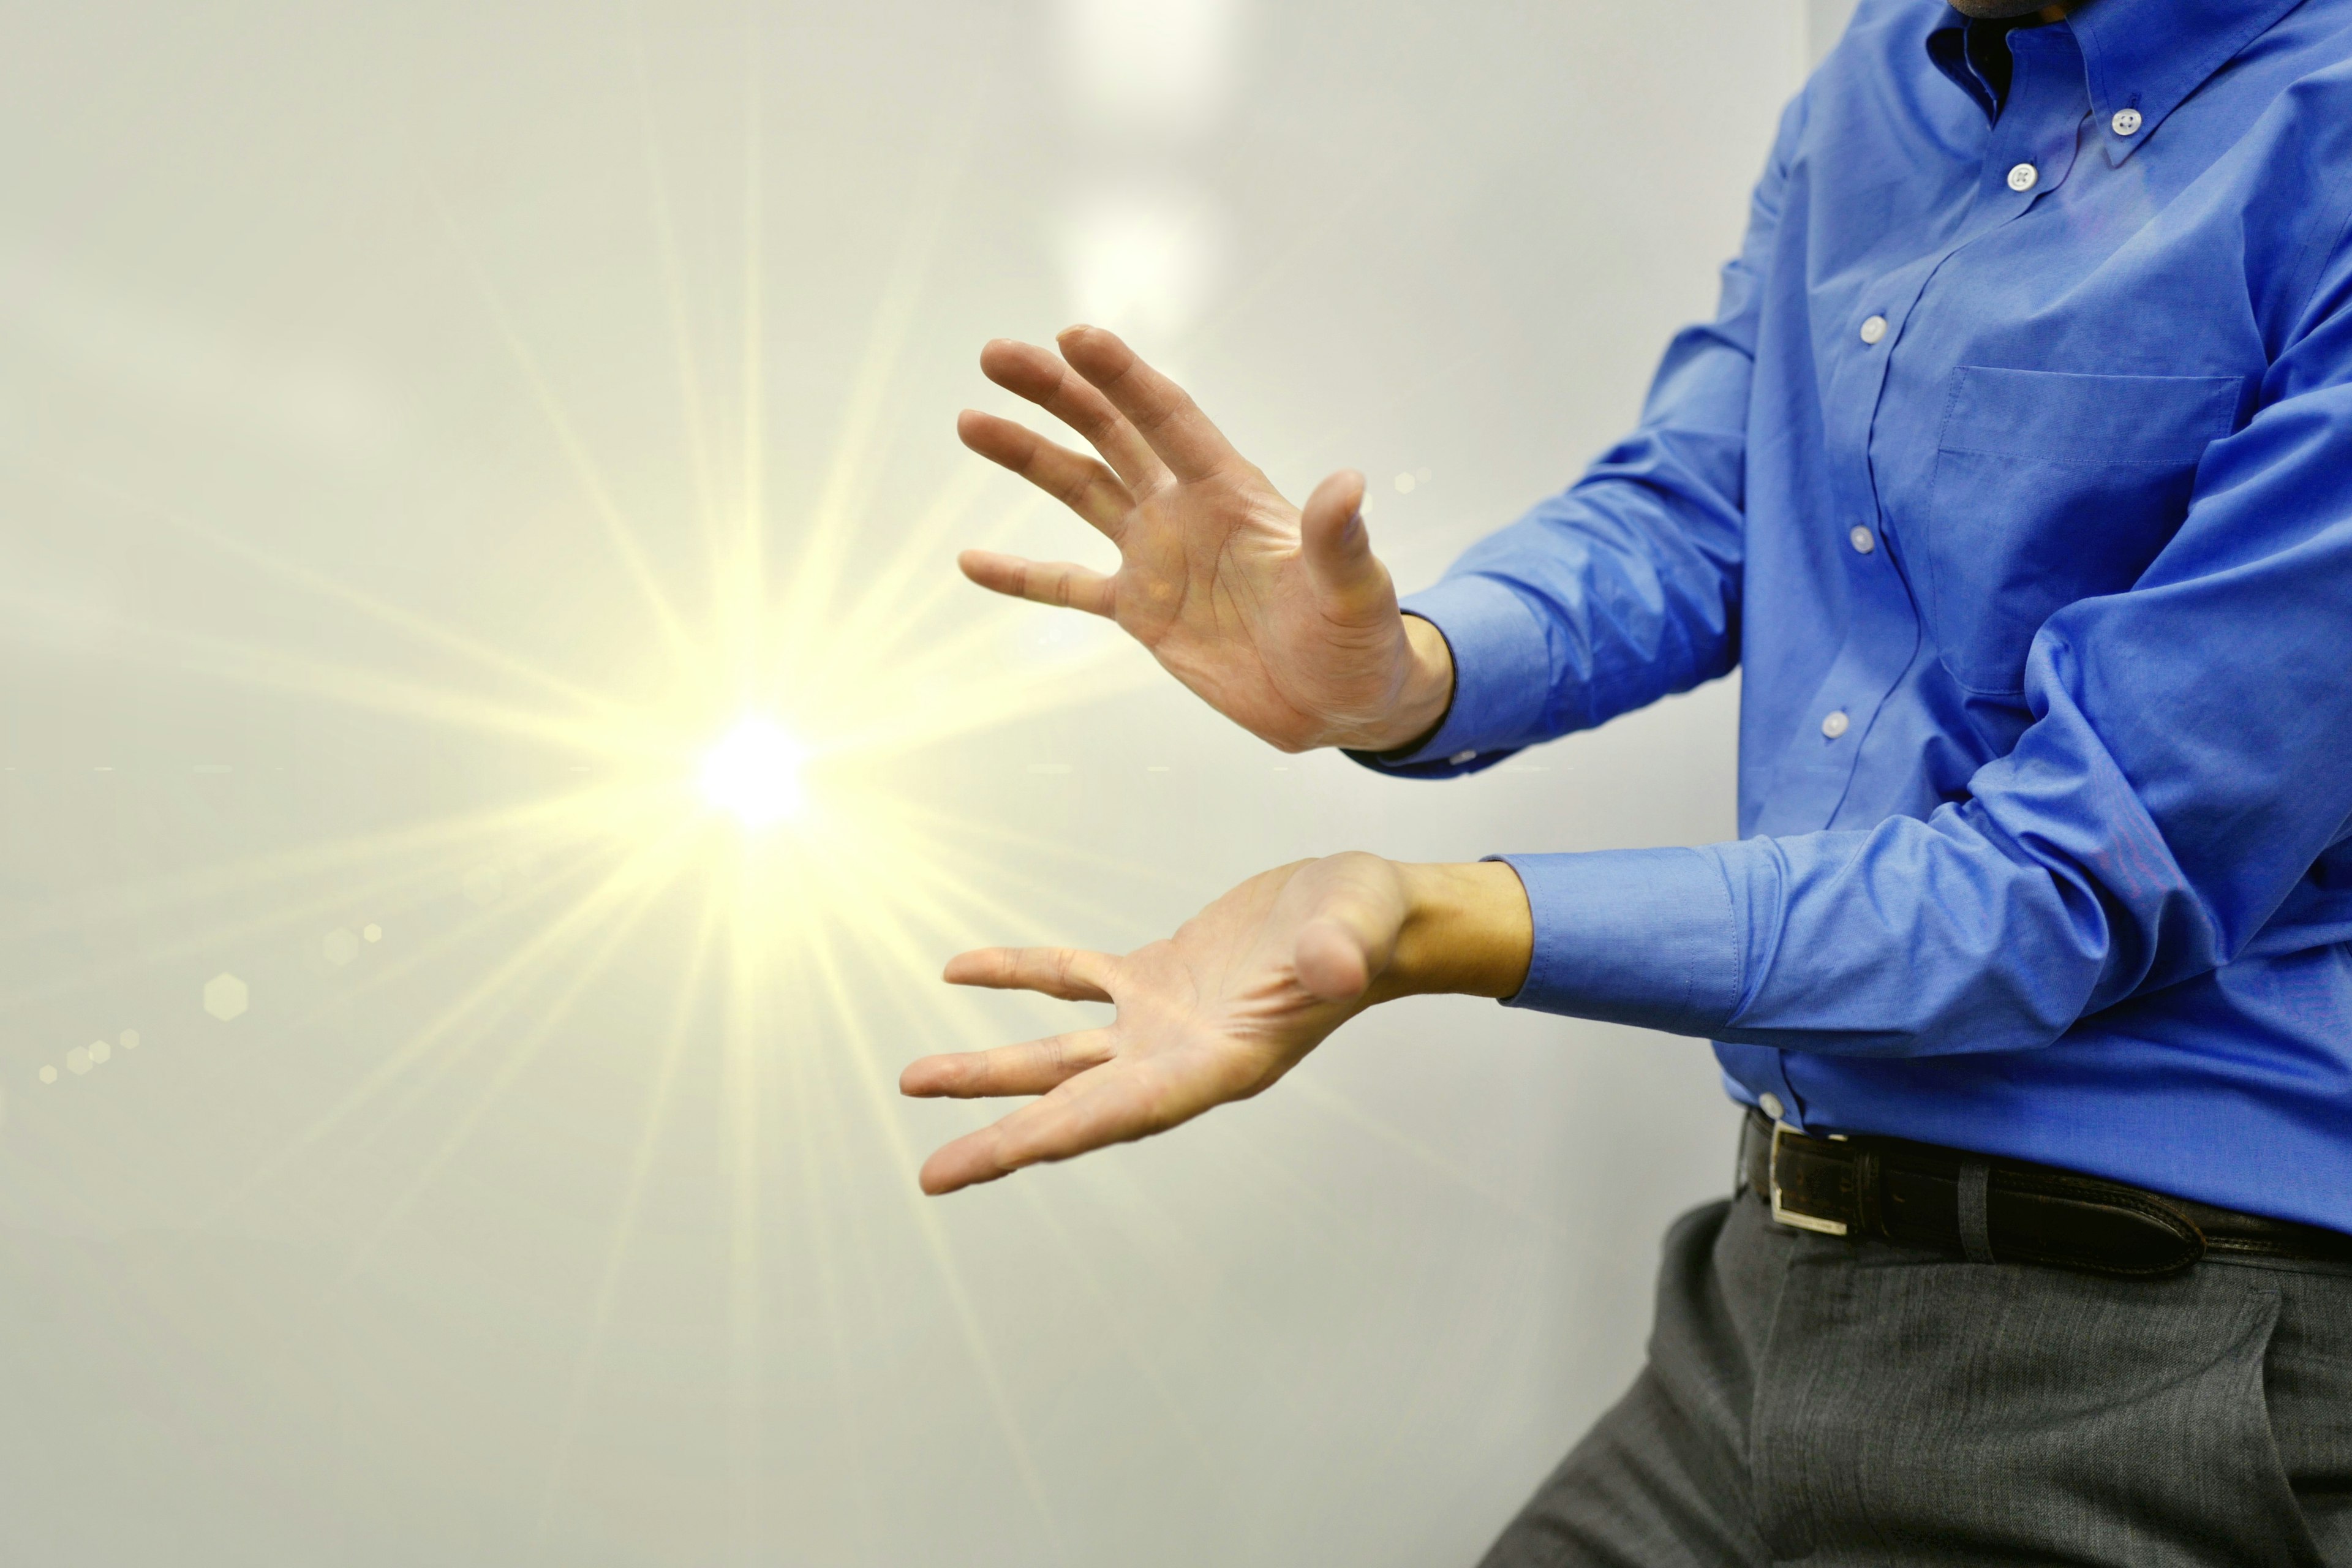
left=1294, top=917, right=1375, bottom=1001
left=1291, top=860, right=1405, bottom=1003
left=1300, top=469, right=1385, bottom=608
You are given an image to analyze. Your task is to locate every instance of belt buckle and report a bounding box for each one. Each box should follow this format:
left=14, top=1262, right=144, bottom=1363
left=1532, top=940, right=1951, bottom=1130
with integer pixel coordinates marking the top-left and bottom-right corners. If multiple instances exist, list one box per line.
left=1770, top=1121, right=1850, bottom=1237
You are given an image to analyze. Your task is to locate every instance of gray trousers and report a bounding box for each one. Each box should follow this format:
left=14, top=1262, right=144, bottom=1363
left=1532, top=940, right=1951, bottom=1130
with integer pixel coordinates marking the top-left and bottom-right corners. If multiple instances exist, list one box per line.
left=1483, top=1194, right=2352, bottom=1566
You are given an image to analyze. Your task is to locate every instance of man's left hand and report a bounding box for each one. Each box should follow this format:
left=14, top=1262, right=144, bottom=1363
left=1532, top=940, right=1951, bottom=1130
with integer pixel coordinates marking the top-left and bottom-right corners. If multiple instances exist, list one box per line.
left=900, top=854, right=1531, bottom=1194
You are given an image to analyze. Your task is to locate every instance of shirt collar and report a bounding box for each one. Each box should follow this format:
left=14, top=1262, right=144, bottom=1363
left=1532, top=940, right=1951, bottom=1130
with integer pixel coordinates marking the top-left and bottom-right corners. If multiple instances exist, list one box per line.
left=1924, top=0, right=2309, bottom=164
left=1923, top=18, right=2010, bottom=121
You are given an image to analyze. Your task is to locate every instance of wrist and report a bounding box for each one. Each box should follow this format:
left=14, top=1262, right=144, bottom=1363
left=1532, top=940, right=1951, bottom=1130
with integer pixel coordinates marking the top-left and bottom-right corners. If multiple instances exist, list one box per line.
left=1346, top=614, right=1456, bottom=754
left=1371, top=860, right=1533, bottom=1001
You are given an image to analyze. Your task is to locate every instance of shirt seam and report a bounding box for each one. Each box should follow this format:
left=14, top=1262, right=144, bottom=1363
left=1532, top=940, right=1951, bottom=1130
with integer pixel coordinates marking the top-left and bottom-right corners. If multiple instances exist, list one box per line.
left=1932, top=447, right=2217, bottom=467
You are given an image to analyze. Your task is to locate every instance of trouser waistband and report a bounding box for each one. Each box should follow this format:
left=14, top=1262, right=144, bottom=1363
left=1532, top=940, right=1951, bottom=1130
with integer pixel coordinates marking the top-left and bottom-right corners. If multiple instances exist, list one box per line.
left=1738, top=1110, right=2352, bottom=1278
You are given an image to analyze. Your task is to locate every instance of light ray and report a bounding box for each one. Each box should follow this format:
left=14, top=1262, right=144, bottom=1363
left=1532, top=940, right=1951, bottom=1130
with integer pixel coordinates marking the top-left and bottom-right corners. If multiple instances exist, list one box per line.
left=0, top=63, right=1434, bottom=1562
left=222, top=831, right=682, bottom=1202
left=771, top=112, right=973, bottom=683
left=330, top=826, right=698, bottom=1286
left=68, top=474, right=627, bottom=719
left=265, top=831, right=653, bottom=1042
left=298, top=842, right=687, bottom=1189
left=803, top=911, right=1071, bottom=1563
left=732, top=2, right=765, bottom=680
left=421, top=177, right=699, bottom=674
left=529, top=881, right=725, bottom=1558
left=1286, top=1073, right=1569, bottom=1233
left=782, top=956, right=881, bottom=1568
left=0, top=790, right=595, bottom=950
left=0, top=590, right=654, bottom=758
left=625, top=2, right=726, bottom=601
left=1014, top=1180, right=1214, bottom=1460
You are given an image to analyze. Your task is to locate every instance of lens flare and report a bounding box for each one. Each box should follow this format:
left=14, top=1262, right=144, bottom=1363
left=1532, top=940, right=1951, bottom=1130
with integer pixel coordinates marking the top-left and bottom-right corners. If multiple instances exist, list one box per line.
left=697, top=717, right=805, bottom=828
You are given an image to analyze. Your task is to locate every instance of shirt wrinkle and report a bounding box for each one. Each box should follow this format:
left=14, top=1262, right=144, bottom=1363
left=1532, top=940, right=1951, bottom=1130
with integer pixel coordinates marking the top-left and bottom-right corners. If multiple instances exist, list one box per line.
left=1359, top=0, right=2352, bottom=1229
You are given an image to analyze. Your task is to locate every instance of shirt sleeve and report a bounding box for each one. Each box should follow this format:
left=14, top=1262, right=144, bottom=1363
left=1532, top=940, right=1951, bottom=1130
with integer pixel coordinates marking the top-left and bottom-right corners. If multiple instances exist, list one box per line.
left=1347, top=92, right=1804, bottom=779
left=1501, top=221, right=2352, bottom=1057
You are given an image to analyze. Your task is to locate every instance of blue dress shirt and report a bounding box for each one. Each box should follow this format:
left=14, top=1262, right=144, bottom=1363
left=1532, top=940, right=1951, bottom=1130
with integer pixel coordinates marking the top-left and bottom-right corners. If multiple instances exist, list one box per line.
left=1358, top=0, right=2352, bottom=1229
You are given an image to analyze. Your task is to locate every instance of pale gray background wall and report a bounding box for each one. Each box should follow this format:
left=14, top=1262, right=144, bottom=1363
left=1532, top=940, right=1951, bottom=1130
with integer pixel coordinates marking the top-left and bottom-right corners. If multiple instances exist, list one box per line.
left=0, top=1, right=1849, bottom=1562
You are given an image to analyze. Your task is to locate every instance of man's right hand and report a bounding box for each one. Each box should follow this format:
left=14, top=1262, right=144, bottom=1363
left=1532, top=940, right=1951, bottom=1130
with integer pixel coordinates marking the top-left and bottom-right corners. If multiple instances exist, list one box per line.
left=956, top=326, right=1454, bottom=754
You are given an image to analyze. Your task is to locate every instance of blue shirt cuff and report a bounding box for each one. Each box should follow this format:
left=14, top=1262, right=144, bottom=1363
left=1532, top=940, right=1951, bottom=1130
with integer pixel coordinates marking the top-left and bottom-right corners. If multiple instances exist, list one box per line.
left=1491, top=846, right=1746, bottom=1037
left=1344, top=576, right=1557, bottom=778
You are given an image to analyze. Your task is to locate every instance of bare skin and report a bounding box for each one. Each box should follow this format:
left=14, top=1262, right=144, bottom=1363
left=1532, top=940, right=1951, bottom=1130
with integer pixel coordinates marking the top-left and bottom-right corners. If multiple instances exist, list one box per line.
left=905, top=330, right=1533, bottom=1194
left=902, top=6, right=2103, bottom=1197
left=902, top=857, right=1531, bottom=1196
left=1946, top=1, right=2073, bottom=21
left=954, top=326, right=1454, bottom=754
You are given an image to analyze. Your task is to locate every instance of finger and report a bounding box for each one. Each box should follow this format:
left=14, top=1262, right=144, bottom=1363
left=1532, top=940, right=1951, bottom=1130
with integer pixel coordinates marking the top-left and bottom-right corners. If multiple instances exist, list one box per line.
left=918, top=1121, right=1034, bottom=1196
left=913, top=1066, right=1105, bottom=1194
left=941, top=945, right=1118, bottom=1001
left=956, top=550, right=1116, bottom=617
left=989, top=1058, right=1207, bottom=1172
left=1056, top=324, right=1245, bottom=483
left=979, top=337, right=1167, bottom=490
left=1299, top=469, right=1390, bottom=612
left=918, top=1062, right=1167, bottom=1195
left=956, top=410, right=1133, bottom=538
left=899, top=1028, right=1115, bottom=1099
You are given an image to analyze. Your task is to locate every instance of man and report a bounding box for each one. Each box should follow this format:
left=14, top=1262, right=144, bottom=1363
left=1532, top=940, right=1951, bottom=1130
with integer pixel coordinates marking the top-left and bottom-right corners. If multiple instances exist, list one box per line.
left=899, top=0, right=2352, bottom=1558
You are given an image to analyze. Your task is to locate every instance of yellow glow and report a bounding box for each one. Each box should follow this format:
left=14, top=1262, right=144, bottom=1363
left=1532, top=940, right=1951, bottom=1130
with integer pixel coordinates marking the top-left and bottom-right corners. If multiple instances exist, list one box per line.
left=22, top=108, right=1199, bottom=1558
left=697, top=716, right=806, bottom=828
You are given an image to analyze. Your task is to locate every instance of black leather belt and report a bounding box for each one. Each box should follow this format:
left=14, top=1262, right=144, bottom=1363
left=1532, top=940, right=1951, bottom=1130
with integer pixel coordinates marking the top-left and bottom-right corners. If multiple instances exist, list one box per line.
left=1740, top=1111, right=2352, bottom=1279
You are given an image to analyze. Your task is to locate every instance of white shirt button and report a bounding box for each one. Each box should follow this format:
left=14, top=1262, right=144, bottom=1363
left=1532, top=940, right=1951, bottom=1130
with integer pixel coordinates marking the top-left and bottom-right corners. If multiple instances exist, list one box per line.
left=1821, top=709, right=1851, bottom=739
left=1859, top=314, right=1888, bottom=345
left=2007, top=162, right=2040, bottom=193
left=1449, top=750, right=1477, bottom=766
left=1760, top=1092, right=1786, bottom=1122
left=1849, top=524, right=1876, bottom=554
left=2111, top=107, right=2143, bottom=137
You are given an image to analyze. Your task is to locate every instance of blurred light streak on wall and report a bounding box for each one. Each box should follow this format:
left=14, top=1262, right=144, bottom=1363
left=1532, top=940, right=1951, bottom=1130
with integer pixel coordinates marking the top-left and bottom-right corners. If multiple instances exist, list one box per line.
left=1062, top=0, right=1238, bottom=135
left=1055, top=0, right=1240, bottom=344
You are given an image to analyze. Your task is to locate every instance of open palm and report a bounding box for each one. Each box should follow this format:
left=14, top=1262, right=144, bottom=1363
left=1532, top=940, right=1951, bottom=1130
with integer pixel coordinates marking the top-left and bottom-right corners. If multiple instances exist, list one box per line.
left=900, top=854, right=1412, bottom=1195
left=957, top=327, right=1449, bottom=753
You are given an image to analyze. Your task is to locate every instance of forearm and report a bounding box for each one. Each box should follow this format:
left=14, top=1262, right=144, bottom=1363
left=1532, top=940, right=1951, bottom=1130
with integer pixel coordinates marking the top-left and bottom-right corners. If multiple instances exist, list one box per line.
left=1349, top=150, right=1770, bottom=779
left=1371, top=859, right=1534, bottom=1001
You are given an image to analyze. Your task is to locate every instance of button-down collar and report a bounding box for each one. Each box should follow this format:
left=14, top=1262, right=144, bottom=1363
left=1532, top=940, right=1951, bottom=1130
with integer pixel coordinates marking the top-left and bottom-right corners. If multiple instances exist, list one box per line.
left=1925, top=0, right=2309, bottom=164
left=1359, top=0, right=2352, bottom=1229
left=1923, top=16, right=2013, bottom=121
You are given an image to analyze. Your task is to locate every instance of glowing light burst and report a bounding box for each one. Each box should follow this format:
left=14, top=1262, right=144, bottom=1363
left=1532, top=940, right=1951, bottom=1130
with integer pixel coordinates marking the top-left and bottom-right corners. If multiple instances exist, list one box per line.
left=698, top=716, right=806, bottom=827
left=0, top=69, right=1591, bottom=1564
left=0, top=30, right=1653, bottom=1564
left=0, top=89, right=1169, bottom=1558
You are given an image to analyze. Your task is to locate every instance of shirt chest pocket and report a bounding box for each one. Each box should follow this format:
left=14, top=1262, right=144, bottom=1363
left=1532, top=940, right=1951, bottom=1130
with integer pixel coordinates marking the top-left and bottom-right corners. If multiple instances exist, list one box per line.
left=1918, top=366, right=2242, bottom=695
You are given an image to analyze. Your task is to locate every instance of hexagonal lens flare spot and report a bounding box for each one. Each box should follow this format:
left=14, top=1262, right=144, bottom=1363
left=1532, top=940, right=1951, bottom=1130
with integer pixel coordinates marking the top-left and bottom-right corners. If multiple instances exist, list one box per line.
left=203, top=972, right=249, bottom=1022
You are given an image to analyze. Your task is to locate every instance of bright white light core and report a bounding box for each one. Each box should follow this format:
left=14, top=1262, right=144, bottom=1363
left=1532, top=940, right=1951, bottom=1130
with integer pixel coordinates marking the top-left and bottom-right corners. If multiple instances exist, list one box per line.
left=698, top=717, right=806, bottom=828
